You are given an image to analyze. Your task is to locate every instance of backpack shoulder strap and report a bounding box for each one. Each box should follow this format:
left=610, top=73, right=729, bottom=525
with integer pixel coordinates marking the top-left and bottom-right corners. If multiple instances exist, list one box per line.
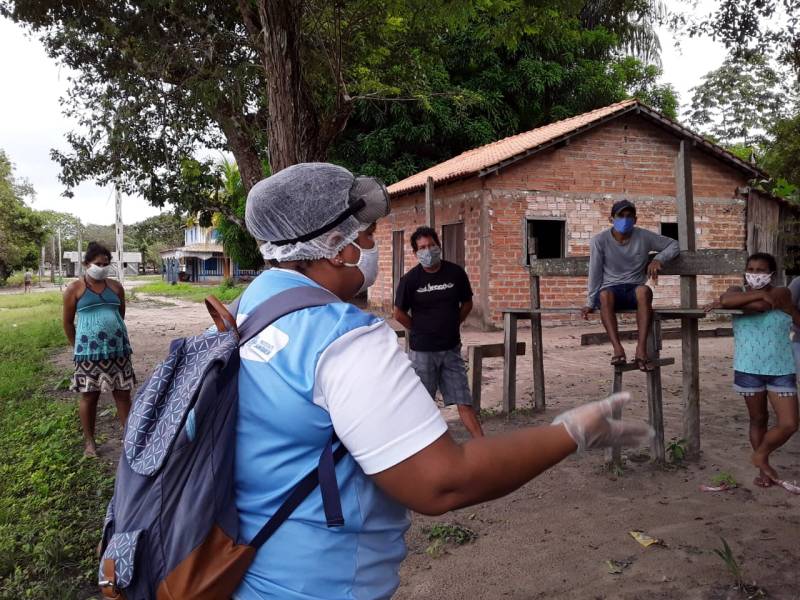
left=236, top=286, right=340, bottom=346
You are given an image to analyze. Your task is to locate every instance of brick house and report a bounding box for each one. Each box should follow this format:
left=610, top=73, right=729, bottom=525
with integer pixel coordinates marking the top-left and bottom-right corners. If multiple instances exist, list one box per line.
left=370, top=99, right=797, bottom=328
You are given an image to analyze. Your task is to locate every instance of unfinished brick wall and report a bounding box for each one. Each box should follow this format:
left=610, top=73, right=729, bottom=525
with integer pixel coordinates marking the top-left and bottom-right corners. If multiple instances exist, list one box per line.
left=375, top=113, right=761, bottom=328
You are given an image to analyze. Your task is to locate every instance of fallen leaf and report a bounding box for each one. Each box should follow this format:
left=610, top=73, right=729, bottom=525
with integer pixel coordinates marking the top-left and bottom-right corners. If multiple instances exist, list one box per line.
left=629, top=530, right=663, bottom=548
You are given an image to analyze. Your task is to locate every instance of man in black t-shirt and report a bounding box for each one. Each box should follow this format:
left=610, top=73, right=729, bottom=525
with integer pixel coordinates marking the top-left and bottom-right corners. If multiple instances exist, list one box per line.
left=393, top=226, right=484, bottom=438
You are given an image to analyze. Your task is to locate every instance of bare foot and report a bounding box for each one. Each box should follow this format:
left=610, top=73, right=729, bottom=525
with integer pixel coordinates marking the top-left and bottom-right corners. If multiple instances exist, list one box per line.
left=753, top=473, right=774, bottom=488
left=752, top=451, right=779, bottom=482
left=83, top=440, right=98, bottom=458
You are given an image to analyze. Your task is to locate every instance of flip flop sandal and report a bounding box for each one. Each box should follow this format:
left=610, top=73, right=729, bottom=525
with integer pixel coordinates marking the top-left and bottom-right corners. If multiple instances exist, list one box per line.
left=610, top=355, right=627, bottom=366
left=634, top=357, right=655, bottom=372
left=778, top=480, right=800, bottom=494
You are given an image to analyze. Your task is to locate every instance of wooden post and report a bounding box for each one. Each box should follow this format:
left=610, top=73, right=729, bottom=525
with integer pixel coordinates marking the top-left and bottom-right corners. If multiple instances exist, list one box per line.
left=468, top=346, right=483, bottom=412
left=676, top=139, right=701, bottom=459
left=605, top=367, right=624, bottom=466
left=425, top=176, right=435, bottom=229
left=647, top=320, right=666, bottom=462
left=528, top=272, right=546, bottom=409
left=502, top=312, right=518, bottom=414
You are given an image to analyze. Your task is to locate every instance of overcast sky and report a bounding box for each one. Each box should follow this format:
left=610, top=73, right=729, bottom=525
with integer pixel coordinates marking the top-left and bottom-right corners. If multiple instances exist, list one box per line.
left=0, top=6, right=728, bottom=226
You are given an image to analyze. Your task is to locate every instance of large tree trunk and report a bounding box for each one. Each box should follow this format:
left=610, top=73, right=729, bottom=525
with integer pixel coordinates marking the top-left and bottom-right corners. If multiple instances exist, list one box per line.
left=217, top=113, right=265, bottom=193
left=256, top=0, right=324, bottom=172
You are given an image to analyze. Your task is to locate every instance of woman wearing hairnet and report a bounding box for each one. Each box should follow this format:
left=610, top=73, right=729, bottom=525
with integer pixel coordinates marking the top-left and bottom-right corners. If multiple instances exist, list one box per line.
left=233, top=163, right=651, bottom=599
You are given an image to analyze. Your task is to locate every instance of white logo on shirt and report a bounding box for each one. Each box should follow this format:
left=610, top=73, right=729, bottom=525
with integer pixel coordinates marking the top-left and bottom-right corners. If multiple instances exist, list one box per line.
left=240, top=325, right=290, bottom=363
left=416, top=282, right=454, bottom=293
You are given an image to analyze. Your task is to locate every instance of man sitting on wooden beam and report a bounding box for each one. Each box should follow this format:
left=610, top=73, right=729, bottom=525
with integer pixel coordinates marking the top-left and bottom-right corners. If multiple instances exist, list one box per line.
left=581, top=200, right=679, bottom=371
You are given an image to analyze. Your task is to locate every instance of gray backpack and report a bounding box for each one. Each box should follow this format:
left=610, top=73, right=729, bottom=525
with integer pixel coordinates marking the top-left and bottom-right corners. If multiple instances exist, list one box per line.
left=98, top=287, right=347, bottom=600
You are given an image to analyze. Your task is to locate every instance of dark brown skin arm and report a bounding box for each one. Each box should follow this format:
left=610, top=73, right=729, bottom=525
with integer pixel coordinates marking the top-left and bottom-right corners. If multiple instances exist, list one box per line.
left=112, top=281, right=126, bottom=319
left=459, top=300, right=473, bottom=324
left=392, top=306, right=412, bottom=330
left=62, top=285, right=78, bottom=346
left=372, top=426, right=577, bottom=516
left=719, top=287, right=771, bottom=310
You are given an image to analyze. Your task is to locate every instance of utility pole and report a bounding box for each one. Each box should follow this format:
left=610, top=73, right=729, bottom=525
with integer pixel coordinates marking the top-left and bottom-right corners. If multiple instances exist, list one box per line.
left=39, top=245, right=45, bottom=287
left=77, top=229, right=83, bottom=277
left=115, top=184, right=125, bottom=286
left=51, top=235, right=56, bottom=283
left=57, top=227, right=63, bottom=287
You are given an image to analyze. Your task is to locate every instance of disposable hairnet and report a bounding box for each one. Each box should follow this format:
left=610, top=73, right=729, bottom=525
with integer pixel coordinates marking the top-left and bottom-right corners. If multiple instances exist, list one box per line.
left=246, top=163, right=362, bottom=262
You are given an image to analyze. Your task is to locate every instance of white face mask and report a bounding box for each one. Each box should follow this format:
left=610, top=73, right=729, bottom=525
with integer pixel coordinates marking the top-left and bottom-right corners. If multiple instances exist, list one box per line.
left=87, top=264, right=110, bottom=280
left=745, top=272, right=772, bottom=290
left=344, top=242, right=379, bottom=294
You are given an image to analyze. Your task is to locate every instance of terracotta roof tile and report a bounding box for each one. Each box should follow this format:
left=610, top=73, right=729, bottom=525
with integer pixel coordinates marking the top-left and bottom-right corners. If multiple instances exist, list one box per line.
left=388, top=99, right=638, bottom=196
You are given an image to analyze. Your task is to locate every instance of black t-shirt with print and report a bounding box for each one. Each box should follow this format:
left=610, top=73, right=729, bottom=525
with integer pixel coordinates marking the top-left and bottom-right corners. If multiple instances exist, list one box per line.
left=394, top=260, right=473, bottom=352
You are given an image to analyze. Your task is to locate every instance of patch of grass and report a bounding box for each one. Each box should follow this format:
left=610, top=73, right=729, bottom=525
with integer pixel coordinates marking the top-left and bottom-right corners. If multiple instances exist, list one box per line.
left=711, top=472, right=738, bottom=487
left=426, top=522, right=477, bottom=545
left=0, top=292, right=63, bottom=310
left=666, top=437, right=687, bottom=464
left=136, top=281, right=246, bottom=303
left=0, top=293, right=113, bottom=598
left=713, top=537, right=744, bottom=588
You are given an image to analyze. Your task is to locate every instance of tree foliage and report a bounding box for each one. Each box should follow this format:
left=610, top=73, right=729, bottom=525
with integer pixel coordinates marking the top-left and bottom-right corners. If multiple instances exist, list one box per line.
left=0, top=150, right=46, bottom=281
left=128, top=213, right=186, bottom=270
left=687, top=53, right=794, bottom=147
left=331, top=17, right=676, bottom=183
left=676, top=0, right=800, bottom=74
left=213, top=160, right=263, bottom=270
left=2, top=1, right=668, bottom=196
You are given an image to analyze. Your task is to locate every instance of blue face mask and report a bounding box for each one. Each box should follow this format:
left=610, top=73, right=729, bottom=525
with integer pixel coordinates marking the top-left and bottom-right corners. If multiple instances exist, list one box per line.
left=612, top=216, right=634, bottom=235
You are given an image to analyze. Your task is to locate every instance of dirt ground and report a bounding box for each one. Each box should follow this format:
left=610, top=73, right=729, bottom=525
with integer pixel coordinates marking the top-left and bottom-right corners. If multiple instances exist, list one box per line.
left=73, top=294, right=800, bottom=600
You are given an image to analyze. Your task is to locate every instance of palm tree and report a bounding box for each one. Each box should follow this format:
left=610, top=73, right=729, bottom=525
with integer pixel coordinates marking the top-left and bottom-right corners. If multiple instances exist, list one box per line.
left=580, top=0, right=665, bottom=66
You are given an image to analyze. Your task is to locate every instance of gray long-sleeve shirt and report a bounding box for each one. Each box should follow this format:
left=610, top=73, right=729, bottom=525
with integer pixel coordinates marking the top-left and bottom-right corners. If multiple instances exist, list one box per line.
left=586, top=227, right=680, bottom=307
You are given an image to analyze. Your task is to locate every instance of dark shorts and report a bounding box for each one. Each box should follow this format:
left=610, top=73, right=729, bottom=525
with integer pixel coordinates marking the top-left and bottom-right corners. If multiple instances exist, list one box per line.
left=408, top=344, right=473, bottom=407
left=733, top=371, right=797, bottom=396
left=593, top=284, right=640, bottom=310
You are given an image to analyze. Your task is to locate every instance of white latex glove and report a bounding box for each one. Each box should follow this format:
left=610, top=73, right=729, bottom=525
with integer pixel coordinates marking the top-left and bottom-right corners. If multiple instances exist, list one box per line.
left=552, top=392, right=653, bottom=451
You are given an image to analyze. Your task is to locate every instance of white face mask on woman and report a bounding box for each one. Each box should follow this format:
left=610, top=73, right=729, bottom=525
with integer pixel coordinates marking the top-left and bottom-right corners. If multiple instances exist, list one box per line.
left=344, top=242, right=379, bottom=294
left=745, top=272, right=772, bottom=290
left=87, top=264, right=110, bottom=281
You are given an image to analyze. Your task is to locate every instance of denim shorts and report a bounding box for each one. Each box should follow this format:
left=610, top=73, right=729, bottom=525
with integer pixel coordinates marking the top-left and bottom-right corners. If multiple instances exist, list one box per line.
left=733, top=370, right=797, bottom=396
left=409, top=344, right=473, bottom=406
left=593, top=284, right=640, bottom=310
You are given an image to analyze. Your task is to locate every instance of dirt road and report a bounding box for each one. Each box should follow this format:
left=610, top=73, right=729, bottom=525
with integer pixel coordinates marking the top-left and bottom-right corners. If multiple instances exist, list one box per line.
left=81, top=296, right=800, bottom=599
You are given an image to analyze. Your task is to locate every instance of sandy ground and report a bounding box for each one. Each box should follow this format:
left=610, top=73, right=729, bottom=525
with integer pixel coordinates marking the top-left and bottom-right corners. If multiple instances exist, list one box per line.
left=65, top=296, right=800, bottom=600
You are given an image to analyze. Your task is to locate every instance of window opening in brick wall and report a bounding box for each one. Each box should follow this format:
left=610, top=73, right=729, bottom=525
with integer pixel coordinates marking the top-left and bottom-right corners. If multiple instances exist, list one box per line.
left=525, top=219, right=565, bottom=264
left=441, top=222, right=465, bottom=268
left=660, top=222, right=679, bottom=241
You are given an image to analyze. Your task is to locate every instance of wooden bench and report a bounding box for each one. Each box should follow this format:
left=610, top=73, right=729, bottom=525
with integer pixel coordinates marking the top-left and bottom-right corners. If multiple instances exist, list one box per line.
left=500, top=306, right=742, bottom=463
left=581, top=326, right=732, bottom=346
left=467, top=342, right=525, bottom=412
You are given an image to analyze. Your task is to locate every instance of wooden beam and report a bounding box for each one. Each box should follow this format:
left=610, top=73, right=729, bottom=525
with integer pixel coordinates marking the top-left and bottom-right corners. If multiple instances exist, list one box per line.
left=529, top=273, right=546, bottom=410
left=677, top=139, right=701, bottom=460
left=502, top=312, right=518, bottom=414
left=425, top=176, right=435, bottom=229
left=527, top=249, right=748, bottom=277
left=647, top=320, right=666, bottom=462
left=468, top=343, right=525, bottom=411
left=606, top=367, right=624, bottom=467
left=472, top=342, right=526, bottom=360
left=581, top=327, right=732, bottom=346
left=468, top=346, right=483, bottom=413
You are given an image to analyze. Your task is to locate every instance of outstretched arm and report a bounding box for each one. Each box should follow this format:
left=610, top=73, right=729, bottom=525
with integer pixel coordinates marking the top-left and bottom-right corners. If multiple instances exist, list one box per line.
left=373, top=393, right=649, bottom=515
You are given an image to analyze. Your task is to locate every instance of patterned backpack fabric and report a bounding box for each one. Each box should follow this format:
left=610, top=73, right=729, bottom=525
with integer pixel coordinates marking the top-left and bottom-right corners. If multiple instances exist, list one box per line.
left=98, top=287, right=347, bottom=600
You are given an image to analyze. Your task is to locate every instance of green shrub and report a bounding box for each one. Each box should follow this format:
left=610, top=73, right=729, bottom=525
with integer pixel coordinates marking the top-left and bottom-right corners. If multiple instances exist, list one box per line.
left=2, top=271, right=40, bottom=288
